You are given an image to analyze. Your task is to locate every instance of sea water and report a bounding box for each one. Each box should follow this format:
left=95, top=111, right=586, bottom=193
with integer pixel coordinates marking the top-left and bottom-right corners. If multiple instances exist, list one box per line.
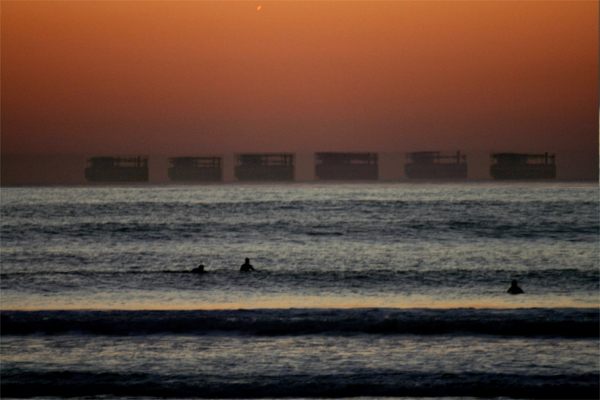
left=1, top=183, right=598, bottom=398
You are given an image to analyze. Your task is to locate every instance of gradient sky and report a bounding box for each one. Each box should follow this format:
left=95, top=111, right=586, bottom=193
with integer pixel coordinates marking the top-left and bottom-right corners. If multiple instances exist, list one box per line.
left=2, top=1, right=598, bottom=157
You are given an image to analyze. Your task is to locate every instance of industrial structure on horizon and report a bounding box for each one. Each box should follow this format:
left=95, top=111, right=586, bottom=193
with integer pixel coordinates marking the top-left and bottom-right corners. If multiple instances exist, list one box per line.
left=490, top=153, right=556, bottom=180
left=404, top=151, right=468, bottom=180
left=234, top=153, right=295, bottom=181
left=168, top=157, right=222, bottom=182
left=315, top=152, right=379, bottom=180
left=84, top=156, right=148, bottom=182
left=82, top=151, right=559, bottom=183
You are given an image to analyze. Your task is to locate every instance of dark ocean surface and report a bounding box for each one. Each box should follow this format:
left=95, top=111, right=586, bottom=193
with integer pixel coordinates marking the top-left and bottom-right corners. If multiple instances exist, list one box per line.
left=1, top=183, right=598, bottom=398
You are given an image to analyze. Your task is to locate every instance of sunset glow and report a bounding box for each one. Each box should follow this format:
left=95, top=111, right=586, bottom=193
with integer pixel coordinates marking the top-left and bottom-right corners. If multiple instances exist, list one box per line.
left=2, top=1, right=597, bottom=156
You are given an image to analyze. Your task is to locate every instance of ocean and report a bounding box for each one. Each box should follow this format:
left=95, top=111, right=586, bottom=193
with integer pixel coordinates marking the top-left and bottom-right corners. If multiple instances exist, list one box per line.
left=1, top=182, right=598, bottom=398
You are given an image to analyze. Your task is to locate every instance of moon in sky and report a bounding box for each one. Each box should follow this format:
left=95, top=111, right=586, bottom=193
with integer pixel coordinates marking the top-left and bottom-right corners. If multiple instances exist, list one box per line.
left=256, top=5, right=262, bottom=11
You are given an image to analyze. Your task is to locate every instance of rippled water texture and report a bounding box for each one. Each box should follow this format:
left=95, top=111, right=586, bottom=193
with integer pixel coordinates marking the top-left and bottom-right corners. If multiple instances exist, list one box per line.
left=1, top=183, right=598, bottom=309
left=1, top=183, right=598, bottom=398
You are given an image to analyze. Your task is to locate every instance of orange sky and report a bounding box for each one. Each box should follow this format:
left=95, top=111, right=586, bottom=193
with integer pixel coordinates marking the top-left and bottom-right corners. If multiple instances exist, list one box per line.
left=2, top=1, right=598, bottom=157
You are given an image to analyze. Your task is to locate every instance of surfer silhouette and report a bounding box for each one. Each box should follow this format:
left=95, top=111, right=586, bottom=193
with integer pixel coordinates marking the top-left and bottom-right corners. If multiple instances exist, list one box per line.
left=191, top=264, right=206, bottom=273
left=507, top=279, right=524, bottom=295
left=240, top=258, right=255, bottom=272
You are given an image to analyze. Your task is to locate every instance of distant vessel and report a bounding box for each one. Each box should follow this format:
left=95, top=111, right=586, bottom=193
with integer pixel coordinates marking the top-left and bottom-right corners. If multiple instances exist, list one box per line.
left=168, top=157, right=222, bottom=182
left=315, top=152, right=378, bottom=180
left=490, top=153, right=556, bottom=180
left=85, top=156, right=148, bottom=182
left=235, top=153, right=294, bottom=181
left=405, top=151, right=467, bottom=180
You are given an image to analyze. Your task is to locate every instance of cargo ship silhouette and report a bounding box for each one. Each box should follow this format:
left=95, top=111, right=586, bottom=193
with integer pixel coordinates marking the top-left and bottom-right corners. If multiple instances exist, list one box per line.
left=85, top=156, right=148, bottom=182
left=315, top=152, right=378, bottom=180
left=234, top=153, right=294, bottom=181
left=168, top=157, right=222, bottom=182
left=490, top=153, right=556, bottom=180
left=404, top=151, right=467, bottom=180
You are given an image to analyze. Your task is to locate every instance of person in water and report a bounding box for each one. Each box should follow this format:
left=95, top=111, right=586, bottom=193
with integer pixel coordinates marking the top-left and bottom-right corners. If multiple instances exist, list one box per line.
left=191, top=264, right=206, bottom=273
left=507, top=279, right=524, bottom=294
left=240, top=258, right=255, bottom=272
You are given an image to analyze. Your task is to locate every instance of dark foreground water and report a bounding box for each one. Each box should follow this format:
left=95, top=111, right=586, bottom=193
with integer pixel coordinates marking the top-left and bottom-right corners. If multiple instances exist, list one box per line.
left=1, top=183, right=598, bottom=398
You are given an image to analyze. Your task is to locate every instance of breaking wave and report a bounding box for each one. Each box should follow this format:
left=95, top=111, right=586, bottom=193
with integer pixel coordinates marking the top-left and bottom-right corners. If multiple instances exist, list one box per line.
left=2, top=308, right=598, bottom=337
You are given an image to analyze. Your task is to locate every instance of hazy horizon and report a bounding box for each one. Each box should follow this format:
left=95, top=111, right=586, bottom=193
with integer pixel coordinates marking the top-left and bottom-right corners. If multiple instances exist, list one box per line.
left=1, top=150, right=597, bottom=186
